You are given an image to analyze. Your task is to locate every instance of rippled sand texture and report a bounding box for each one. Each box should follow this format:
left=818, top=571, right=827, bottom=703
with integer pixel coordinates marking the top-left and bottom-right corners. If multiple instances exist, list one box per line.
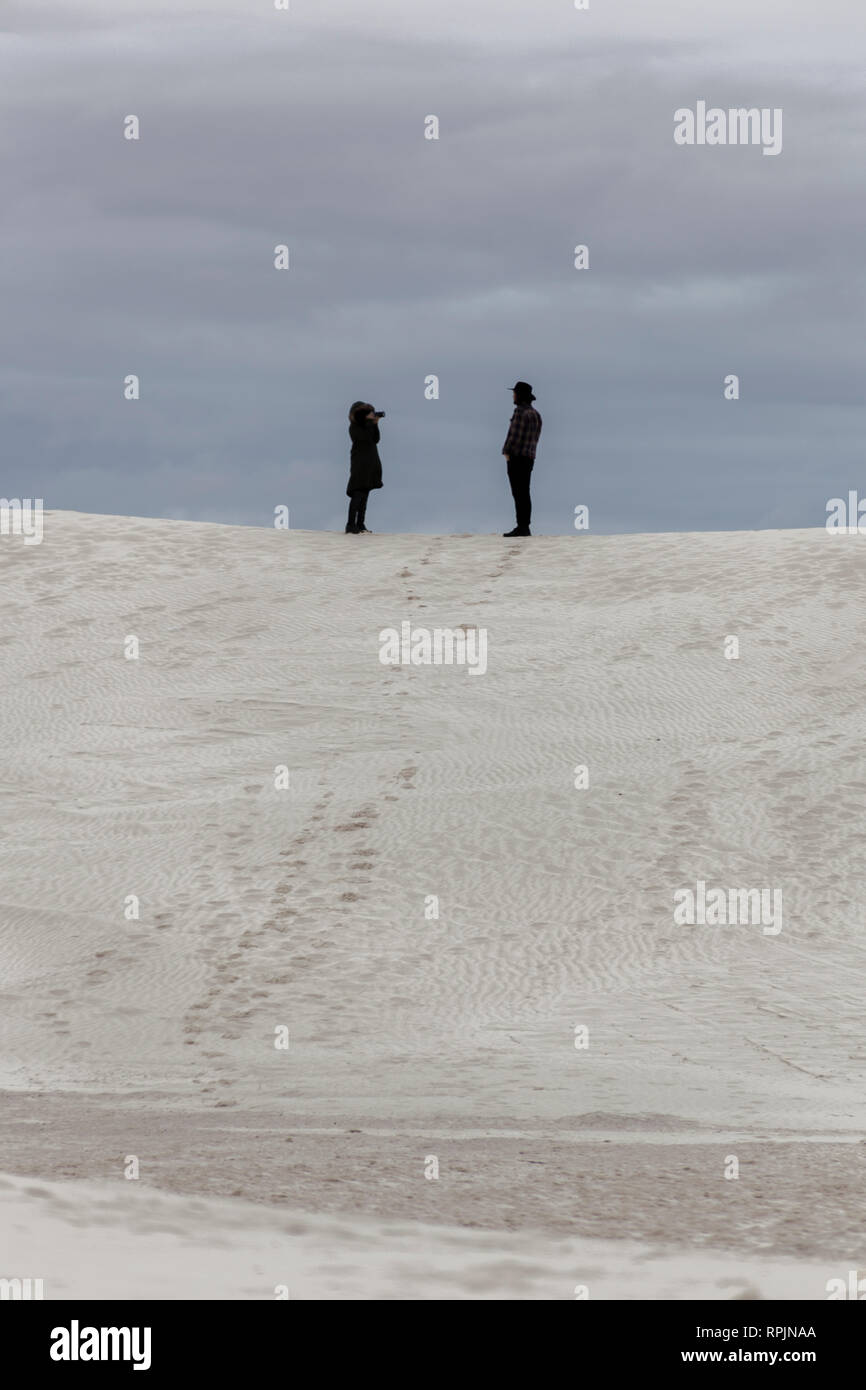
left=1, top=512, right=863, bottom=1297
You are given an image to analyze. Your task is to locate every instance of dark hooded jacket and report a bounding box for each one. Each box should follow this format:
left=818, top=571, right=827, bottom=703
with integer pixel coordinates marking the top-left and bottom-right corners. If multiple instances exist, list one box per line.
left=347, top=411, right=383, bottom=495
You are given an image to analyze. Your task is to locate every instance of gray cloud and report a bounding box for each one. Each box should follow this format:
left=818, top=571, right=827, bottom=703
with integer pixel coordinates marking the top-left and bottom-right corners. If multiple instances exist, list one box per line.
left=2, top=0, right=864, bottom=533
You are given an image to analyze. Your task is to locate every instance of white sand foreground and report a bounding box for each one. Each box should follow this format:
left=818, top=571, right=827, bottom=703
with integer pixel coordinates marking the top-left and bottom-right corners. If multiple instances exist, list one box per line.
left=0, top=1172, right=848, bottom=1301
left=0, top=512, right=864, bottom=1298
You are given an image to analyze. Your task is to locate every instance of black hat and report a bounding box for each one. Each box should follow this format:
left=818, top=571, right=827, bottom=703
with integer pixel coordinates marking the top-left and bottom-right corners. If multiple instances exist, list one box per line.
left=349, top=400, right=370, bottom=420
left=508, top=381, right=536, bottom=401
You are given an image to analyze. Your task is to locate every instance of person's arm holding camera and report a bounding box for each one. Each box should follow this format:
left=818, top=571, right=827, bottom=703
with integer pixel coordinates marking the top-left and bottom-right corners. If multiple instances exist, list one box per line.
left=365, top=407, right=384, bottom=442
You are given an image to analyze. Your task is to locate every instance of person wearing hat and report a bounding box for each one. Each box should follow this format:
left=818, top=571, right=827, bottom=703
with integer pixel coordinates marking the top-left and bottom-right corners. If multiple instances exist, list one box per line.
left=346, top=401, right=384, bottom=533
left=502, top=382, right=542, bottom=536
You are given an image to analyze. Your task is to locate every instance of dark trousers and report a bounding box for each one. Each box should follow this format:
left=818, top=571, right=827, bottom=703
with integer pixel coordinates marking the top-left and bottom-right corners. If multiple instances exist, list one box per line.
left=347, top=490, right=369, bottom=530
left=507, top=456, right=534, bottom=530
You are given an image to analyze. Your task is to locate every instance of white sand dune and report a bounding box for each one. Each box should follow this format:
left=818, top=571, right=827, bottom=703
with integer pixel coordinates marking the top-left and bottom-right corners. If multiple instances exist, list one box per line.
left=0, top=511, right=864, bottom=1298
left=0, top=1171, right=845, bottom=1301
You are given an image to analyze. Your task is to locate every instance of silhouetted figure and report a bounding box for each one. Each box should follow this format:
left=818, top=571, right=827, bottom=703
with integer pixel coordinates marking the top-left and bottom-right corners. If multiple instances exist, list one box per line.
left=502, top=382, right=542, bottom=536
left=346, top=402, right=384, bottom=533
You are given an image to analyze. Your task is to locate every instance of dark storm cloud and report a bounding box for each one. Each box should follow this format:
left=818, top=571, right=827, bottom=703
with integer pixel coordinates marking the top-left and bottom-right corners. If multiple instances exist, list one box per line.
left=1, top=1, right=864, bottom=533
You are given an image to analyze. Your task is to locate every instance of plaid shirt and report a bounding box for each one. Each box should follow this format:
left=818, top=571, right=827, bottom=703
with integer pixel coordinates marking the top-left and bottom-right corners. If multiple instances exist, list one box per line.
left=503, top=404, right=542, bottom=460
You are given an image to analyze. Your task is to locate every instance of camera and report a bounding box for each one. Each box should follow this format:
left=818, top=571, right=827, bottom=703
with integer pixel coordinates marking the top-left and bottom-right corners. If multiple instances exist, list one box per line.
left=372, top=411, right=385, bottom=420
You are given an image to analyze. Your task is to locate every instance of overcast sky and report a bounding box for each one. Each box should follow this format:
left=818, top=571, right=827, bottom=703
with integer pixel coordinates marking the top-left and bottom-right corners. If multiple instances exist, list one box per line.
left=2, top=0, right=864, bottom=534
